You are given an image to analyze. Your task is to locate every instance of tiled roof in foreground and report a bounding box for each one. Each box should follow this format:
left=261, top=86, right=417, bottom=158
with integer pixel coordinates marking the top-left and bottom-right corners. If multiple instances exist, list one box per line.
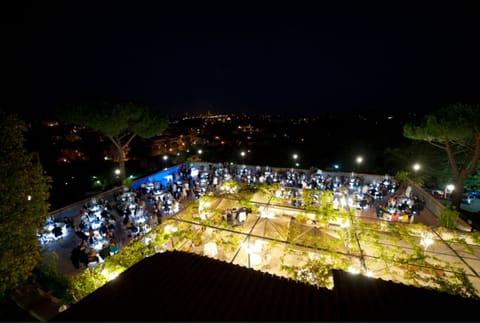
left=53, top=250, right=479, bottom=321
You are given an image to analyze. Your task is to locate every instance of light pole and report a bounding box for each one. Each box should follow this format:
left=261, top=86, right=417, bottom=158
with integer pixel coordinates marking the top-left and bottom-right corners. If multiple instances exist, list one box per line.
left=413, top=163, right=421, bottom=172
left=114, top=168, right=121, bottom=185
left=445, top=184, right=454, bottom=200
left=412, top=163, right=421, bottom=183
left=198, top=149, right=203, bottom=162
left=240, top=151, right=246, bottom=165
left=292, top=153, right=299, bottom=168
left=163, top=155, right=168, bottom=169
left=356, top=156, right=363, bottom=172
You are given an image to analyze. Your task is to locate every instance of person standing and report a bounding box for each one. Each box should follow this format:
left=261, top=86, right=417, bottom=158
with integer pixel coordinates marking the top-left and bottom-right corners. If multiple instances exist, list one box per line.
left=70, top=246, right=82, bottom=269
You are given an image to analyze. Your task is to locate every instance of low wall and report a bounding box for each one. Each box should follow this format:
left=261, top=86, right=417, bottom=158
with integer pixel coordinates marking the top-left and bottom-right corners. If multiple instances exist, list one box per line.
left=407, top=179, right=471, bottom=232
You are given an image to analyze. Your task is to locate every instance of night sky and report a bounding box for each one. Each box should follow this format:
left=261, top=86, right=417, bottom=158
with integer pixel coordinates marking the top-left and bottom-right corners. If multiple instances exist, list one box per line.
left=2, top=2, right=479, bottom=118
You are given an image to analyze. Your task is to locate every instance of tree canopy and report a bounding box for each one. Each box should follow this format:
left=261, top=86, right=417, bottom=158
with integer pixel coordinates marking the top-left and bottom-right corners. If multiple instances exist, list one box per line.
left=403, top=103, right=480, bottom=209
left=55, top=100, right=169, bottom=181
left=0, top=111, right=51, bottom=298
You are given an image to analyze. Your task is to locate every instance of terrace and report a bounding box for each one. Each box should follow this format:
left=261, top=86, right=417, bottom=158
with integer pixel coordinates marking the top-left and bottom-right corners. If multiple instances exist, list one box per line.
left=39, top=162, right=480, bottom=305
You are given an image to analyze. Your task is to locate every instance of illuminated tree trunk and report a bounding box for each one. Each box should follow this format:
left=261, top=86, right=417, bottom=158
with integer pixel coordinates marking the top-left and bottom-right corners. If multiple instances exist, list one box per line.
left=109, top=134, right=137, bottom=182
left=445, top=137, right=480, bottom=210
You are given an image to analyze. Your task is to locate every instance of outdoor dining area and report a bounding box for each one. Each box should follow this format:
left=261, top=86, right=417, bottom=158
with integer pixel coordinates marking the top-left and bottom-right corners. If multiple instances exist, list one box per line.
left=39, top=163, right=407, bottom=268
left=76, top=198, right=116, bottom=251
left=38, top=162, right=480, bottom=303
left=38, top=217, right=68, bottom=244
left=268, top=171, right=403, bottom=218
left=375, top=193, right=425, bottom=223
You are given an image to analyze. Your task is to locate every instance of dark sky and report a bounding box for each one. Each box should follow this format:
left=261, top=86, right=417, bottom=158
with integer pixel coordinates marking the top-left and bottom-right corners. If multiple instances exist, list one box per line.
left=2, top=2, right=479, bottom=117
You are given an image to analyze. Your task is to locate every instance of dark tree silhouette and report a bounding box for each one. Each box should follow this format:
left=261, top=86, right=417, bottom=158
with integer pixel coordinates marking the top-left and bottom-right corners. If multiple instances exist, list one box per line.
left=403, top=103, right=480, bottom=210
left=56, top=100, right=169, bottom=181
left=0, top=110, right=51, bottom=297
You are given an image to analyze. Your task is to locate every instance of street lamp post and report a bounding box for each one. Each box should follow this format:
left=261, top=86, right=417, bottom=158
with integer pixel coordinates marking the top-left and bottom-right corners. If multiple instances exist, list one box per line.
left=240, top=151, right=246, bottom=165
left=163, top=155, right=168, bottom=169
left=292, top=153, right=299, bottom=168
left=445, top=184, right=454, bottom=200
left=113, top=168, right=121, bottom=185
left=356, top=156, right=363, bottom=173
left=412, top=163, right=421, bottom=183
left=413, top=163, right=421, bottom=172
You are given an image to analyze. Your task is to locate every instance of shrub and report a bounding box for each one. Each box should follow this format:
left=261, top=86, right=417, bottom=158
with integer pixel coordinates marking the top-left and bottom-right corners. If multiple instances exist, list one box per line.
left=32, top=255, right=73, bottom=303
left=439, top=205, right=459, bottom=229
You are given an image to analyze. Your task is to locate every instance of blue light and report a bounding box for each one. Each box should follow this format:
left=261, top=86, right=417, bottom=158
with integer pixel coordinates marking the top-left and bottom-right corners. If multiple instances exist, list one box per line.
left=333, top=164, right=340, bottom=170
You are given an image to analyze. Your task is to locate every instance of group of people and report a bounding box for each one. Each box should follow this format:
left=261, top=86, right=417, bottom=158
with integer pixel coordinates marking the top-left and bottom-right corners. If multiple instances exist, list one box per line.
left=69, top=198, right=120, bottom=269
left=375, top=191, right=426, bottom=223
left=70, top=240, right=106, bottom=269
left=63, top=162, right=409, bottom=270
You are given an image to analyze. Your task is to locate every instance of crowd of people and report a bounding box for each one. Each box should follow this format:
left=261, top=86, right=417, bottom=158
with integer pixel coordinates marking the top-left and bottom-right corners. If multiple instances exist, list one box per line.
left=39, top=162, right=423, bottom=270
